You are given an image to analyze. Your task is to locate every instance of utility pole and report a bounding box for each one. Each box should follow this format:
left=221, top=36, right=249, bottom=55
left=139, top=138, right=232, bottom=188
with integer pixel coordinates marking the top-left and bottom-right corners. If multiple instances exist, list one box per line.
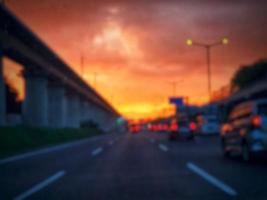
left=171, top=81, right=177, bottom=97
left=206, top=46, right=211, bottom=100
left=166, top=79, right=183, bottom=97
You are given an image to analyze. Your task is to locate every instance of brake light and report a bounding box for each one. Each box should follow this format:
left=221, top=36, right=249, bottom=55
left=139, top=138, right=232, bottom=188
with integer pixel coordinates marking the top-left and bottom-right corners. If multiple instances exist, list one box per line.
left=163, top=124, right=168, bottom=131
left=170, top=122, right=178, bottom=132
left=189, top=122, right=197, bottom=131
left=221, top=124, right=231, bottom=135
left=252, top=115, right=262, bottom=127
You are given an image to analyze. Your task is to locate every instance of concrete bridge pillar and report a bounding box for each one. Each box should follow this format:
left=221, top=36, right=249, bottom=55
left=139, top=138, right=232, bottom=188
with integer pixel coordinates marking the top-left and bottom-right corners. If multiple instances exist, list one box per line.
left=48, top=82, right=66, bottom=128
left=103, top=112, right=115, bottom=132
left=93, top=106, right=105, bottom=131
left=80, top=100, right=88, bottom=125
left=94, top=107, right=113, bottom=132
left=78, top=101, right=116, bottom=132
left=0, top=48, right=6, bottom=126
left=81, top=100, right=95, bottom=126
left=22, top=68, right=48, bottom=127
left=101, top=112, right=110, bottom=132
left=108, top=116, right=117, bottom=131
left=65, top=92, right=80, bottom=128
left=85, top=101, right=98, bottom=126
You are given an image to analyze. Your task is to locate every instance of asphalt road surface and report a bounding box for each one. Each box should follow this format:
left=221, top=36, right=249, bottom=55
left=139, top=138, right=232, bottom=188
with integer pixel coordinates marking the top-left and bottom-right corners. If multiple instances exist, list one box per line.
left=1, top=131, right=267, bottom=200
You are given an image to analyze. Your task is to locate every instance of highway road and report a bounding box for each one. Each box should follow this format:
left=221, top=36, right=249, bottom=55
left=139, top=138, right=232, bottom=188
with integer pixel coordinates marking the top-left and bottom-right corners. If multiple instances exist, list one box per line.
left=1, top=131, right=267, bottom=200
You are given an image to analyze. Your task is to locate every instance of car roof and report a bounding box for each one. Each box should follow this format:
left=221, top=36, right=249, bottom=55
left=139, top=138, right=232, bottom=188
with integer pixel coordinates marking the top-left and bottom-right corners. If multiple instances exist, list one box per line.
left=235, top=98, right=267, bottom=108
left=230, top=98, right=267, bottom=118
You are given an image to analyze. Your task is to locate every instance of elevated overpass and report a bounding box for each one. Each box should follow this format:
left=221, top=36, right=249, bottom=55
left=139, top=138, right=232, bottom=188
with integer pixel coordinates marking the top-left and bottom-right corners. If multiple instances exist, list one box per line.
left=0, top=5, right=121, bottom=131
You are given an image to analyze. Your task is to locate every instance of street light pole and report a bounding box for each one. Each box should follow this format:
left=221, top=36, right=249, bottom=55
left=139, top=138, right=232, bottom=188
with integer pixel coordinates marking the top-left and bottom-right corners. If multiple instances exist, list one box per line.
left=79, top=55, right=99, bottom=90
left=186, top=37, right=229, bottom=102
left=172, top=81, right=177, bottom=97
left=206, top=46, right=211, bottom=100
left=166, top=79, right=183, bottom=97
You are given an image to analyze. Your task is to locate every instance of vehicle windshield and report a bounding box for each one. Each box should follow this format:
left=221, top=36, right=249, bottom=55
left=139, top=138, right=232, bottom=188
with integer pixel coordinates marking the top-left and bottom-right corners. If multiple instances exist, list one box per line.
left=1, top=1, right=267, bottom=200
left=205, top=116, right=217, bottom=122
left=207, top=118, right=217, bottom=123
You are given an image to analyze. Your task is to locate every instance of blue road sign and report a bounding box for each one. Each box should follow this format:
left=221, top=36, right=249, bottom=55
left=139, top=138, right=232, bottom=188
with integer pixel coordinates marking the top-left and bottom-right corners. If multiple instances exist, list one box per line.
left=169, top=97, right=184, bottom=106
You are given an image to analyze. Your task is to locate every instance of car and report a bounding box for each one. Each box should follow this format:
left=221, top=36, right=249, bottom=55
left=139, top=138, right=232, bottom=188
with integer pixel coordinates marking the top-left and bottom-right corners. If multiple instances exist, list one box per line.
left=220, top=99, right=267, bottom=161
left=129, top=124, right=141, bottom=134
left=197, top=115, right=220, bottom=135
left=169, top=119, right=178, bottom=140
left=169, top=118, right=196, bottom=141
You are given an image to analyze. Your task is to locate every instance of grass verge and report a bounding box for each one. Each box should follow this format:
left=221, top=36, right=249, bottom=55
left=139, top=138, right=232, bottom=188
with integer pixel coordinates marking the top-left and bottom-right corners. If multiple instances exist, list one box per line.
left=0, top=126, right=102, bottom=159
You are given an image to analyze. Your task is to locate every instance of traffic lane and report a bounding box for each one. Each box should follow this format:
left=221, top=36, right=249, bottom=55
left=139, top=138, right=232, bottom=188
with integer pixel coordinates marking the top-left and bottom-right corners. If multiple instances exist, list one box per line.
left=30, top=132, right=229, bottom=200
left=160, top=135, right=267, bottom=200
left=0, top=132, right=122, bottom=164
left=0, top=133, right=122, bottom=199
left=147, top=134, right=238, bottom=199
left=0, top=133, right=120, bottom=199
left=189, top=142, right=267, bottom=200
left=142, top=131, right=168, bottom=142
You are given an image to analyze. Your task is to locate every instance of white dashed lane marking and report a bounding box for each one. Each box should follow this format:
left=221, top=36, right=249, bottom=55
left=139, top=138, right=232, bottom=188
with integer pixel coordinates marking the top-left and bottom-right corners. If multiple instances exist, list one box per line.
left=14, top=170, right=65, bottom=200
left=187, top=162, right=237, bottom=196
left=91, top=147, right=103, bottom=156
left=149, top=139, right=155, bottom=143
left=158, top=144, right=169, bottom=152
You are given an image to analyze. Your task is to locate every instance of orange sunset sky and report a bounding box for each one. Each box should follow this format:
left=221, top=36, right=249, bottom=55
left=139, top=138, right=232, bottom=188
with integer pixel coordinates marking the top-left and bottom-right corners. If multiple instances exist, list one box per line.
left=3, top=0, right=267, bottom=119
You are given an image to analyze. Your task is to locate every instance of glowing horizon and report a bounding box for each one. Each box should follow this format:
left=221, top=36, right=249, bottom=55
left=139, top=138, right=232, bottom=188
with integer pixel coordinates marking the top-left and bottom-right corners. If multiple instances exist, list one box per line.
left=4, top=1, right=267, bottom=120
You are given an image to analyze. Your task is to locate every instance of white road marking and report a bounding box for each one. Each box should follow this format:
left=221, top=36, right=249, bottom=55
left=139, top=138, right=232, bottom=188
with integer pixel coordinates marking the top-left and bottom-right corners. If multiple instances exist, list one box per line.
left=0, top=136, right=105, bottom=165
left=149, top=139, right=155, bottom=143
left=187, top=162, right=237, bottom=196
left=14, top=170, right=65, bottom=200
left=91, top=147, right=103, bottom=156
left=158, top=144, right=169, bottom=152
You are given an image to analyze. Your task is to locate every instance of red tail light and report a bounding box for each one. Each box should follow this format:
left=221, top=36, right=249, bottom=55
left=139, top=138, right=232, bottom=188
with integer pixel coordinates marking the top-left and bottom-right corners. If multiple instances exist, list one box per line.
left=189, top=122, right=197, bottom=131
left=221, top=124, right=231, bottom=136
left=169, top=123, right=178, bottom=132
left=252, top=115, right=262, bottom=127
left=163, top=124, right=168, bottom=131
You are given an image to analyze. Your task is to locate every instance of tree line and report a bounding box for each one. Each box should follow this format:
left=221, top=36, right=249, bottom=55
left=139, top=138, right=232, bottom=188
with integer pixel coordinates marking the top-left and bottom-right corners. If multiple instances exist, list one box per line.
left=231, top=59, right=267, bottom=92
